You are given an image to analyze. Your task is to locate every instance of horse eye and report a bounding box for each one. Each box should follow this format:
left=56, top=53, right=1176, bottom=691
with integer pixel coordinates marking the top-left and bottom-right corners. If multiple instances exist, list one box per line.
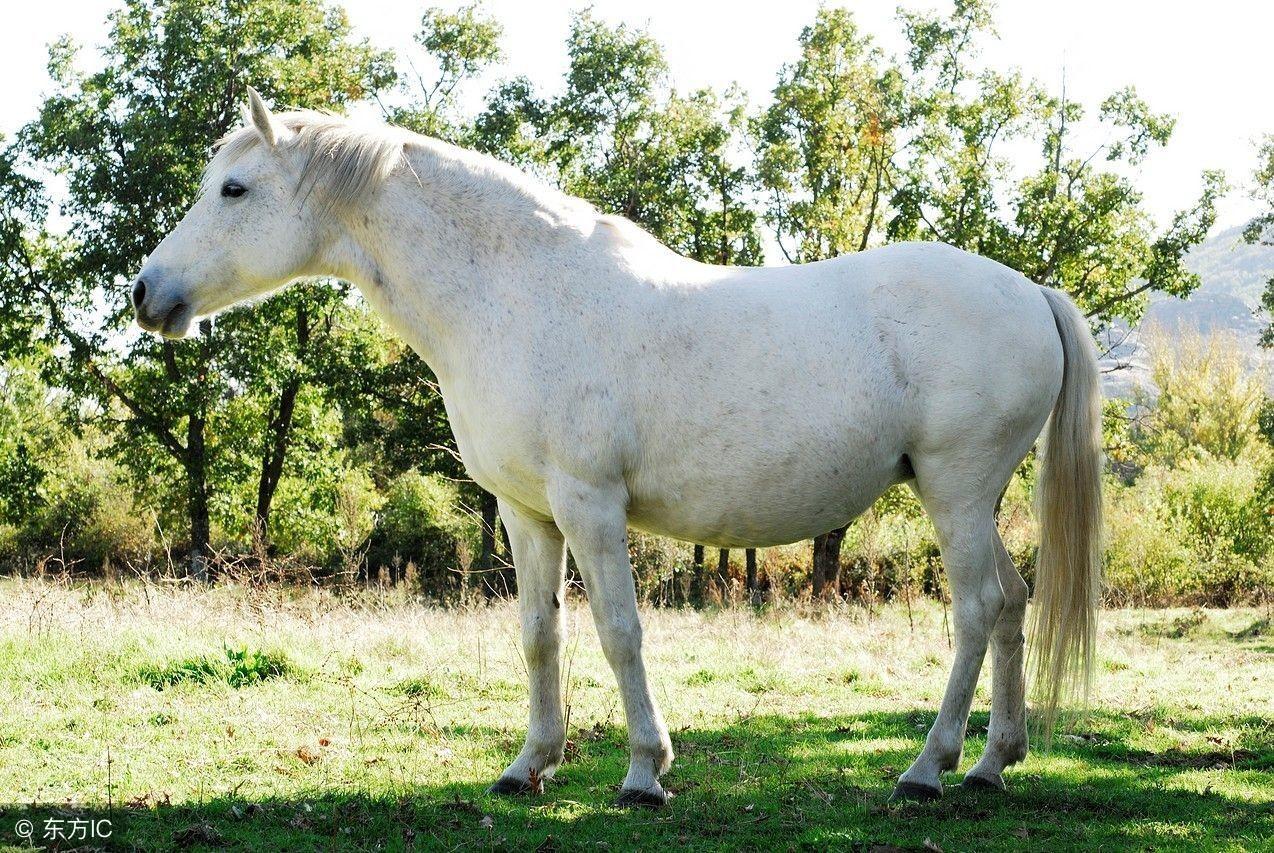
left=220, top=181, right=247, bottom=198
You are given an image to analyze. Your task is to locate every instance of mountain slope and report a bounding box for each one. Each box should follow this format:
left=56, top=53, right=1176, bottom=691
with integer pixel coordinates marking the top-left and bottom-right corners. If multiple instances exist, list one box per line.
left=1099, top=225, right=1271, bottom=397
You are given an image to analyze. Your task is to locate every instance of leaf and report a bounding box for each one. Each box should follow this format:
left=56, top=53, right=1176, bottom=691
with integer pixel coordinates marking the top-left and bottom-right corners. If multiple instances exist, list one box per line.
left=295, top=744, right=322, bottom=765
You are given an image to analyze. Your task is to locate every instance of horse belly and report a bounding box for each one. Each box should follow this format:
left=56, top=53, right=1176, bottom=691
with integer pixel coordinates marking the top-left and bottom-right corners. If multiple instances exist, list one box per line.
left=624, top=423, right=906, bottom=548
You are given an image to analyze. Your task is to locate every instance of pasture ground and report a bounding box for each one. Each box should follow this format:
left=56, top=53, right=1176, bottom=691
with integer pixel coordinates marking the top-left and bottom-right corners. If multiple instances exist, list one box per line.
left=0, top=577, right=1269, bottom=851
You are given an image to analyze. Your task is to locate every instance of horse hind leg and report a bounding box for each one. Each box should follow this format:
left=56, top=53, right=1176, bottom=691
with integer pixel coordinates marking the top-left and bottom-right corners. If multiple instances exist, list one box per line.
left=892, top=466, right=1007, bottom=802
left=964, top=533, right=1029, bottom=790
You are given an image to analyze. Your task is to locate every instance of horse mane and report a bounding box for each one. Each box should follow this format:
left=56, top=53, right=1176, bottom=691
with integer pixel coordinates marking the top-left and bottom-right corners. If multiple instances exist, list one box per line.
left=204, top=110, right=683, bottom=261
left=205, top=110, right=406, bottom=214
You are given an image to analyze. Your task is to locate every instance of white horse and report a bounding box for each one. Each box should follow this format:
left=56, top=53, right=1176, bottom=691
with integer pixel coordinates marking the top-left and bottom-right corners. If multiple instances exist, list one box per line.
left=133, top=89, right=1102, bottom=806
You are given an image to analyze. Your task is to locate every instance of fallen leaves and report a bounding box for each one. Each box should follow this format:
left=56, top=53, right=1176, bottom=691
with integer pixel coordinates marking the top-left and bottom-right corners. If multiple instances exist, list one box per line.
left=295, top=744, right=322, bottom=765
left=289, top=735, right=337, bottom=766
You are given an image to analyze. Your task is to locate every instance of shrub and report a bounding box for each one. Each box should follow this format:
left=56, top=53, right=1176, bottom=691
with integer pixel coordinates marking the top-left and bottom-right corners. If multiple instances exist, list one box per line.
left=2, top=440, right=156, bottom=572
left=1136, top=325, right=1265, bottom=464
left=366, top=471, right=479, bottom=591
left=262, top=465, right=383, bottom=569
left=1105, top=449, right=1272, bottom=606
left=629, top=532, right=693, bottom=603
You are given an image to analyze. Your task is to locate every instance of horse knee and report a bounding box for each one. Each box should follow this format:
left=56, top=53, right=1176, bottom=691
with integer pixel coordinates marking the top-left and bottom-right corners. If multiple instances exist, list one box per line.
left=953, top=577, right=1004, bottom=644
left=523, top=622, right=560, bottom=668
left=596, top=615, right=644, bottom=666
left=993, top=573, right=1028, bottom=643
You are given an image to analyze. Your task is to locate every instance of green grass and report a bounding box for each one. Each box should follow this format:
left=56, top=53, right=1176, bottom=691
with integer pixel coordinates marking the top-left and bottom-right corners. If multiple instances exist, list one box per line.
left=0, top=579, right=1269, bottom=851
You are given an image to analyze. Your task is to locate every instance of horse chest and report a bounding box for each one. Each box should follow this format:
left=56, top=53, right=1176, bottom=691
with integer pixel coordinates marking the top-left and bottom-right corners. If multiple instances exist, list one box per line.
left=441, top=382, right=555, bottom=514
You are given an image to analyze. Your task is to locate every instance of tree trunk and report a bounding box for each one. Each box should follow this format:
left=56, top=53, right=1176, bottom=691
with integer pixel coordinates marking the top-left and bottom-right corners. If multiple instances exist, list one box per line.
left=692, top=544, right=704, bottom=603
left=745, top=548, right=758, bottom=603
left=812, top=525, right=849, bottom=599
left=185, top=402, right=210, bottom=575
left=182, top=321, right=215, bottom=581
left=478, top=489, right=497, bottom=594
left=717, top=548, right=730, bottom=597
left=253, top=305, right=309, bottom=552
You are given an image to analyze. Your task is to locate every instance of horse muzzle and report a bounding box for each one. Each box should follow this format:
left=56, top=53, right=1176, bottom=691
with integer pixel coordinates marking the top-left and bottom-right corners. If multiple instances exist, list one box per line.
left=132, top=274, right=195, bottom=339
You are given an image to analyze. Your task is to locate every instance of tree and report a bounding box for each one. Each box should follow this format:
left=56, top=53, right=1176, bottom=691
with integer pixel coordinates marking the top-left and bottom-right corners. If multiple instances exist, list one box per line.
left=1245, top=134, right=1274, bottom=347
left=754, top=7, right=903, bottom=263
left=11, top=0, right=393, bottom=575
left=888, top=1, right=1223, bottom=327
left=475, top=12, right=762, bottom=267
left=389, top=4, right=503, bottom=141
left=1244, top=134, right=1274, bottom=524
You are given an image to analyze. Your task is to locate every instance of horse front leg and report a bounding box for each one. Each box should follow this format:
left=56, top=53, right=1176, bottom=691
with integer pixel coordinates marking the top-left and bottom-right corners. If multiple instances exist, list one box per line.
left=548, top=475, right=673, bottom=807
left=488, top=500, right=568, bottom=795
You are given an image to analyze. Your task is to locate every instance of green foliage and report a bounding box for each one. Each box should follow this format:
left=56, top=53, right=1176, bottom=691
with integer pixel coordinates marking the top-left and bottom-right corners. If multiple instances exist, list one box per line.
left=19, top=449, right=155, bottom=570
left=390, top=4, right=502, bottom=139
left=135, top=644, right=297, bottom=689
left=0, top=141, right=51, bottom=352
left=0, top=357, right=57, bottom=521
left=7, top=0, right=395, bottom=569
left=0, top=359, right=156, bottom=570
left=470, top=12, right=762, bottom=265
left=1134, top=325, right=1266, bottom=464
left=884, top=2, right=1223, bottom=326
left=1244, top=134, right=1274, bottom=247
left=1244, top=134, right=1274, bottom=347
left=368, top=471, right=479, bottom=588
left=754, top=7, right=901, bottom=261
left=1105, top=453, right=1272, bottom=606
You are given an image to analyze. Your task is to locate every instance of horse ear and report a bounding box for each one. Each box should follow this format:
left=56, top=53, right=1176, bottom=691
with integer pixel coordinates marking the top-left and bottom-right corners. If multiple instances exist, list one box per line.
left=245, top=85, right=287, bottom=147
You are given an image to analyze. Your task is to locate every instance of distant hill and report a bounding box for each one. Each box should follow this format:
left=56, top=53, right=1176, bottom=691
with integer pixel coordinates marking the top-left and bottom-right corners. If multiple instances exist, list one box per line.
left=1099, top=225, right=1272, bottom=398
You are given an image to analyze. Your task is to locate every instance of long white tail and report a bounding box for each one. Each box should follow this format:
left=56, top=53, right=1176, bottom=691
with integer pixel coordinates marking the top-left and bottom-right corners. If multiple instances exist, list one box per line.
left=1030, top=287, right=1104, bottom=738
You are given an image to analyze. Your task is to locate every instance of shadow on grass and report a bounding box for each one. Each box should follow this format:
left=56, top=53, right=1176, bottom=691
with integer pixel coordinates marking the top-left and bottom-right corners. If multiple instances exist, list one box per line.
left=0, top=710, right=1269, bottom=851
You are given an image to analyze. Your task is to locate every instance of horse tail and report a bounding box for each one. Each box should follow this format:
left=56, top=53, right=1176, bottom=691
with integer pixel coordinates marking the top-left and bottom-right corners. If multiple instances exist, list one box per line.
left=1029, top=286, right=1103, bottom=741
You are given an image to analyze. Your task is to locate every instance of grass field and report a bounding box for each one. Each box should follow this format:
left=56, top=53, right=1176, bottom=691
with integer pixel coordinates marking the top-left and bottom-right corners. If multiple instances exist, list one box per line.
left=0, top=578, right=1269, bottom=851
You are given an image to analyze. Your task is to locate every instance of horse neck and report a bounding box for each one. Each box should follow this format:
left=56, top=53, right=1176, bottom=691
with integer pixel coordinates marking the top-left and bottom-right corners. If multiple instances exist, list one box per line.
left=320, top=141, right=695, bottom=385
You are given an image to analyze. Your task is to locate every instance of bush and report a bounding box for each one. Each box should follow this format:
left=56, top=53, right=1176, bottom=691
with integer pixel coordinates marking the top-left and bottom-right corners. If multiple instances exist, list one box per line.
left=0, top=440, right=156, bottom=573
left=366, top=471, right=479, bottom=591
left=1105, top=449, right=1273, bottom=606
left=1136, top=325, right=1265, bottom=464
left=629, top=532, right=693, bottom=604
left=262, top=465, right=383, bottom=569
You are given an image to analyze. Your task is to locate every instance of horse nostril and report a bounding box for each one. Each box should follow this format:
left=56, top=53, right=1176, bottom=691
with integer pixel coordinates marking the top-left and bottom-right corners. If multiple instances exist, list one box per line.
left=132, top=278, right=147, bottom=309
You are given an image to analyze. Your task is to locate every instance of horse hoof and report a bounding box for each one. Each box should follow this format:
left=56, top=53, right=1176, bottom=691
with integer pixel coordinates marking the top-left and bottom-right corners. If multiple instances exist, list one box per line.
left=961, top=773, right=1005, bottom=792
left=487, top=776, right=533, bottom=796
left=616, top=786, right=668, bottom=808
left=889, top=781, right=942, bottom=803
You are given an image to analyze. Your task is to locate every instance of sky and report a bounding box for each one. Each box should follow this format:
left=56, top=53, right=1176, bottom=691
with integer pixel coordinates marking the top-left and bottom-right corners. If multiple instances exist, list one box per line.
left=3, top=0, right=1271, bottom=231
